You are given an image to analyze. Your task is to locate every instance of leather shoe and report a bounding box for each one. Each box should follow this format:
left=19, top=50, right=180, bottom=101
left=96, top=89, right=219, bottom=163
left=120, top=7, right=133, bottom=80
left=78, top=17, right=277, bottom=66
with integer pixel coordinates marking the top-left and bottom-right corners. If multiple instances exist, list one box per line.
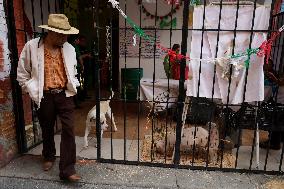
left=60, top=174, right=81, bottom=182
left=42, top=161, right=54, bottom=171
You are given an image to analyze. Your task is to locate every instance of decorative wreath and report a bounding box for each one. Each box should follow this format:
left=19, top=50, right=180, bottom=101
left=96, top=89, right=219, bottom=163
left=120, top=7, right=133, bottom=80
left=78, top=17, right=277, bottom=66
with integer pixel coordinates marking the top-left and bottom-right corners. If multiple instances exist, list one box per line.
left=137, top=0, right=182, bottom=20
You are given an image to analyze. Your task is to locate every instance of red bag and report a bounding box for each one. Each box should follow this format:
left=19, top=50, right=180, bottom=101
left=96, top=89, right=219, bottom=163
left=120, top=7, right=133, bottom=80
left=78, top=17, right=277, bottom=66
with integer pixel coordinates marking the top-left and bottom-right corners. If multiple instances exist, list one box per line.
left=172, top=63, right=189, bottom=80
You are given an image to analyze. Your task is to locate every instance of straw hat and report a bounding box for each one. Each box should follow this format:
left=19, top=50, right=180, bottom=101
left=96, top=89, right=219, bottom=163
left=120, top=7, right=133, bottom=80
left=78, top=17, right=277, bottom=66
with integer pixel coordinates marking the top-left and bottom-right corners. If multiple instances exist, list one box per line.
left=38, top=14, right=79, bottom=35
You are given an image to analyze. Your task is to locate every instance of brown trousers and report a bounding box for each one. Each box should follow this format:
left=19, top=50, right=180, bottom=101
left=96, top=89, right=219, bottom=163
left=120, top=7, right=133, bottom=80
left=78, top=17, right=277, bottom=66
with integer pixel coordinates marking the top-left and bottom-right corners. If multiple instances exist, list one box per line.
left=38, top=91, right=76, bottom=178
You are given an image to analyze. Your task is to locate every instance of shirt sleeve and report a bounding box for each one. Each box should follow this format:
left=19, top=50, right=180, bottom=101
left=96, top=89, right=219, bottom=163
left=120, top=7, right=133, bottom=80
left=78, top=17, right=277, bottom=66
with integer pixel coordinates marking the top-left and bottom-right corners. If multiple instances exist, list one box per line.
left=17, top=42, right=32, bottom=92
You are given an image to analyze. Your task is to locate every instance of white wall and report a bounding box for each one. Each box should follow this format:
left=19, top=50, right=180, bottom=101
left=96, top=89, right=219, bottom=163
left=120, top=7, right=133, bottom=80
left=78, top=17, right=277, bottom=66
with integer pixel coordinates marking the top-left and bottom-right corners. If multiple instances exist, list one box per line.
left=0, top=0, right=10, bottom=80
left=119, top=0, right=191, bottom=79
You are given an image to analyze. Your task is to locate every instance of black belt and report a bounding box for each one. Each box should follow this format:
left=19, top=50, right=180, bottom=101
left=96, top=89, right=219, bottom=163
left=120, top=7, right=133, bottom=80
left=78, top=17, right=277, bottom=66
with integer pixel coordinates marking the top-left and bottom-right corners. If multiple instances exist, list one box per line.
left=44, top=88, right=65, bottom=94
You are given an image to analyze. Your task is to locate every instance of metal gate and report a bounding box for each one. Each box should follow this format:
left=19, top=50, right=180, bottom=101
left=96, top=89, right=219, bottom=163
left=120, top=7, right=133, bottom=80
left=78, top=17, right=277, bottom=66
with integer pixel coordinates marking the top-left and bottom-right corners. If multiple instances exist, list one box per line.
left=93, top=0, right=284, bottom=175
left=7, top=0, right=63, bottom=153
left=7, top=0, right=284, bottom=174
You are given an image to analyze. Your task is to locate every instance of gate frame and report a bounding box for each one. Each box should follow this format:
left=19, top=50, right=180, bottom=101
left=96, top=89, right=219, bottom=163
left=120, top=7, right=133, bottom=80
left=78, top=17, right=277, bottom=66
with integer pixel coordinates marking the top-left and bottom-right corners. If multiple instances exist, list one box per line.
left=94, top=0, right=284, bottom=175
left=6, top=0, right=64, bottom=153
left=6, top=0, right=27, bottom=153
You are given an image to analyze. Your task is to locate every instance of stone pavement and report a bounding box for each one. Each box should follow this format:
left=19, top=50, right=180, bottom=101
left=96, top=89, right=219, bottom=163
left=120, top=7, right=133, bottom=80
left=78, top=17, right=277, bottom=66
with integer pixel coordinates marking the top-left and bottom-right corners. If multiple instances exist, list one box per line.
left=0, top=155, right=284, bottom=189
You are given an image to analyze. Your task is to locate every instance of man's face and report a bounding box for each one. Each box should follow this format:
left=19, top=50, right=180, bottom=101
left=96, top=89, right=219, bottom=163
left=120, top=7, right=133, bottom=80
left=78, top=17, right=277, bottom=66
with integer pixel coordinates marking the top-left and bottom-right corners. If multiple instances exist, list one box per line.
left=50, top=31, right=68, bottom=47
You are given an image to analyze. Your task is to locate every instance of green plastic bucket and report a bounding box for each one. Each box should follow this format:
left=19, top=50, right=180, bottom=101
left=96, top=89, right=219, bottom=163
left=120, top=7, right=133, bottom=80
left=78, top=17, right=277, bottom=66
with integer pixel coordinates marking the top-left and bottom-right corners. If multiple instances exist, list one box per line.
left=121, top=68, right=143, bottom=100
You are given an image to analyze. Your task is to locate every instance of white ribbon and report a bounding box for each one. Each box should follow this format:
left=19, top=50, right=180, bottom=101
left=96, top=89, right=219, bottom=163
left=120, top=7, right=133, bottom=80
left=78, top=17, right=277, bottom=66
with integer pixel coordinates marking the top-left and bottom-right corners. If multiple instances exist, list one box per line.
left=133, top=34, right=137, bottom=46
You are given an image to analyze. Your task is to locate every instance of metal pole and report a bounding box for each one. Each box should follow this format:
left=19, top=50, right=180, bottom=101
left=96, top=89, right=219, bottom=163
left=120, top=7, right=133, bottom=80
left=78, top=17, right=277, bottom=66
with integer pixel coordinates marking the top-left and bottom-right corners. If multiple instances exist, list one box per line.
left=173, top=0, right=190, bottom=165
left=94, top=0, right=101, bottom=160
left=6, top=0, right=27, bottom=153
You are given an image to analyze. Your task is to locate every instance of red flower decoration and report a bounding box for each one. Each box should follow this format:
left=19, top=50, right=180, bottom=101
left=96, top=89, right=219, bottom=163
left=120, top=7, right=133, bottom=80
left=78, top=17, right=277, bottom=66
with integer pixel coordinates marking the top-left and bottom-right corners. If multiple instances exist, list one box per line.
left=257, top=32, right=280, bottom=64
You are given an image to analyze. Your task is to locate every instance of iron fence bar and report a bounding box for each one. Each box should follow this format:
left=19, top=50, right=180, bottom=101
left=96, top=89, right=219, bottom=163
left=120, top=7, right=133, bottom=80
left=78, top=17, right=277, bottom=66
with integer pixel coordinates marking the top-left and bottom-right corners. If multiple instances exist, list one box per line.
left=21, top=0, right=35, bottom=148
left=277, top=17, right=284, bottom=173
left=55, top=0, right=58, bottom=13
left=235, top=0, right=257, bottom=169
left=31, top=0, right=36, bottom=38
left=22, top=0, right=27, bottom=42
left=123, top=0, right=127, bottom=162
left=110, top=21, right=114, bottom=161
left=205, top=0, right=224, bottom=169
left=220, top=0, right=241, bottom=169
left=271, top=16, right=284, bottom=172
left=6, top=0, right=27, bottom=153
left=26, top=0, right=43, bottom=145
left=264, top=120, right=273, bottom=171
left=150, top=0, right=158, bottom=163
left=97, top=98, right=272, bottom=109
left=137, top=0, right=143, bottom=163
left=164, top=0, right=175, bottom=164
left=47, top=0, right=51, bottom=14
left=268, top=0, right=277, bottom=71
left=272, top=18, right=278, bottom=71
left=271, top=15, right=279, bottom=65
left=277, top=15, right=284, bottom=72
left=59, top=0, right=64, bottom=13
left=98, top=158, right=284, bottom=175
left=173, top=0, right=190, bottom=165
left=264, top=2, right=281, bottom=171
left=192, top=0, right=207, bottom=166
left=94, top=0, right=101, bottom=161
left=22, top=0, right=37, bottom=146
left=272, top=14, right=280, bottom=97
left=40, top=0, right=44, bottom=33
left=277, top=17, right=284, bottom=76
left=249, top=103, right=259, bottom=170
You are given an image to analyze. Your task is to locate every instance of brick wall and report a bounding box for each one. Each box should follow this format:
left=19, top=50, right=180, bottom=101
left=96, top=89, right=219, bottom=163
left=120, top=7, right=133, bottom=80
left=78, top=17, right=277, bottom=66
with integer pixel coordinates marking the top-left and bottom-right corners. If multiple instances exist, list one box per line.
left=0, top=0, right=18, bottom=167
left=0, top=0, right=32, bottom=167
left=13, top=0, right=33, bottom=129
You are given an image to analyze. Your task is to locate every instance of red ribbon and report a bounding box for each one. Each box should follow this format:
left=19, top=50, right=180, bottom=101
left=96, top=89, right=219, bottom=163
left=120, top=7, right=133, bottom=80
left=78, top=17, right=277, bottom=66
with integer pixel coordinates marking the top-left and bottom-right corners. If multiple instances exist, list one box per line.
left=257, top=32, right=280, bottom=64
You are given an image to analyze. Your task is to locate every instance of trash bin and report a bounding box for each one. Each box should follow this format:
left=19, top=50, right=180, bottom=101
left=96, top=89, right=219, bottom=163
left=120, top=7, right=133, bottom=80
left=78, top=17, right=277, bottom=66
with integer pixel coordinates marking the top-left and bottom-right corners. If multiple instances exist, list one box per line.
left=121, top=68, right=143, bottom=100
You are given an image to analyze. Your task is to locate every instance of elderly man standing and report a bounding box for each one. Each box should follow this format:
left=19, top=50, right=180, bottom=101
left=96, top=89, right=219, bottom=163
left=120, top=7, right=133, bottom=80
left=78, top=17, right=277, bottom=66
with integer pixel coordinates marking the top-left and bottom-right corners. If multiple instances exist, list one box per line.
left=17, top=14, right=81, bottom=182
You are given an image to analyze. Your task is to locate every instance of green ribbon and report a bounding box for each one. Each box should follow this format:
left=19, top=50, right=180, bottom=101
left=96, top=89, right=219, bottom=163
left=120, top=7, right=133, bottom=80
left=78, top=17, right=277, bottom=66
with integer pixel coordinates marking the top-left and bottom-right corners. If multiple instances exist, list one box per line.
left=126, top=17, right=155, bottom=43
left=190, top=0, right=201, bottom=6
left=159, top=17, right=177, bottom=29
left=125, top=12, right=261, bottom=68
left=230, top=48, right=259, bottom=68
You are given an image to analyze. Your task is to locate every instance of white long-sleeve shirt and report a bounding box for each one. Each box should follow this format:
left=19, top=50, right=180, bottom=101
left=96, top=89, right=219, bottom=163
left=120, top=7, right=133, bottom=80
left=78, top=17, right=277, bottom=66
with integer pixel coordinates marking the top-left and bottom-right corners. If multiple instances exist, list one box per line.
left=17, top=37, right=80, bottom=107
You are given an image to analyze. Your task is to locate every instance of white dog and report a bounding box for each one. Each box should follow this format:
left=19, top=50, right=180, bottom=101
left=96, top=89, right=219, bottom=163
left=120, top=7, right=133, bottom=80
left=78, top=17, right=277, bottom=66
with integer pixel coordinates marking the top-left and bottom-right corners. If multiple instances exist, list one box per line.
left=84, top=92, right=117, bottom=147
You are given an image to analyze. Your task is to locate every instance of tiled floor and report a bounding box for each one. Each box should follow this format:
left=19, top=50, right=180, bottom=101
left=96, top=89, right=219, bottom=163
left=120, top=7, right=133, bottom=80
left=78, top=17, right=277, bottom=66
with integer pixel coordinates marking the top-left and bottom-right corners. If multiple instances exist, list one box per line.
left=27, top=135, right=142, bottom=161
left=26, top=134, right=284, bottom=171
left=26, top=91, right=284, bottom=171
left=232, top=145, right=284, bottom=171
